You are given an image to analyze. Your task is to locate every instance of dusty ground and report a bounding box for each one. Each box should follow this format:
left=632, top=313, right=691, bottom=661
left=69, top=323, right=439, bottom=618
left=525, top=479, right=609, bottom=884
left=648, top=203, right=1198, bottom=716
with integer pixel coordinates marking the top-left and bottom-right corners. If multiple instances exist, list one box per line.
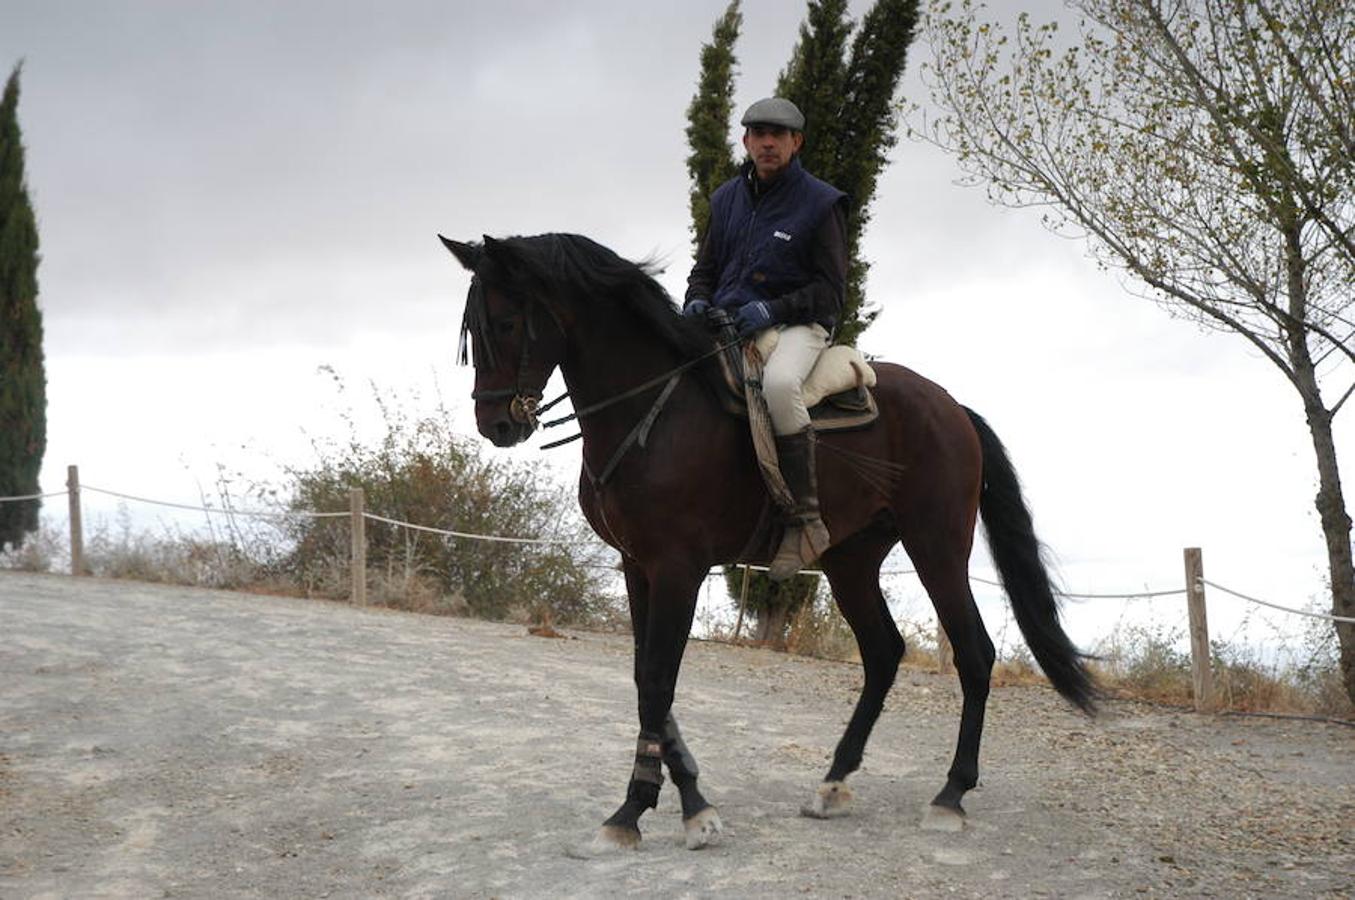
left=1, top=571, right=1352, bottom=899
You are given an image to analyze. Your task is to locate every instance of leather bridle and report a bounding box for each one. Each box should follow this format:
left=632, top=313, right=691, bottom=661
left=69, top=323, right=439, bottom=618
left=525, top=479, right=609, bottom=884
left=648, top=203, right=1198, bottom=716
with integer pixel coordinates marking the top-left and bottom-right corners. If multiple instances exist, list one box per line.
left=460, top=275, right=739, bottom=481
left=463, top=278, right=566, bottom=430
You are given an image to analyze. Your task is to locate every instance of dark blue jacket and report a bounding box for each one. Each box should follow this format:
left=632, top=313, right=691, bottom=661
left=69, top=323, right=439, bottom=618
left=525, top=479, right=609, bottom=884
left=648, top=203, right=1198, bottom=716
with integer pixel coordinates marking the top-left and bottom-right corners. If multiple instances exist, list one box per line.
left=687, top=158, right=848, bottom=332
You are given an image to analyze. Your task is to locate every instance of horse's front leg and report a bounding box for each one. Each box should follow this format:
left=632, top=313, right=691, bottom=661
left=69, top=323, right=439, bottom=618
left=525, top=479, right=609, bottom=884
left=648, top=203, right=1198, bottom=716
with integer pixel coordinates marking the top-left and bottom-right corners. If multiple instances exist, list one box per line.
left=662, top=712, right=722, bottom=848
left=585, top=558, right=720, bottom=853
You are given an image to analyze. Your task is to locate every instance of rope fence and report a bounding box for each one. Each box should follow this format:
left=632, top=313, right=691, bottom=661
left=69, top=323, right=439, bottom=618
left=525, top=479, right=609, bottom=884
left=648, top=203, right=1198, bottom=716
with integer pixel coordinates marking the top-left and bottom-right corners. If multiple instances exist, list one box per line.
left=361, top=511, right=594, bottom=545
left=0, top=490, right=67, bottom=502
left=2, top=464, right=1351, bottom=714
left=83, top=485, right=351, bottom=519
left=1202, top=578, right=1355, bottom=625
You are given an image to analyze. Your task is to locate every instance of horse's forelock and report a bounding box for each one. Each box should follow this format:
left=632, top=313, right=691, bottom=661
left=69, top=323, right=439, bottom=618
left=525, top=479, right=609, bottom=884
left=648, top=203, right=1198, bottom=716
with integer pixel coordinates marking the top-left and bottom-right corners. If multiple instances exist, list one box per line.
left=459, top=276, right=495, bottom=369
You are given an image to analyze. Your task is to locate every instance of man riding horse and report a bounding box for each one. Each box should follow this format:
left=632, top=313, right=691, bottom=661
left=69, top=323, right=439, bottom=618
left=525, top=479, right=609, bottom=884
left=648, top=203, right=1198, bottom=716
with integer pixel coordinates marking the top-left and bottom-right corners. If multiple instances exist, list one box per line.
left=684, top=97, right=849, bottom=581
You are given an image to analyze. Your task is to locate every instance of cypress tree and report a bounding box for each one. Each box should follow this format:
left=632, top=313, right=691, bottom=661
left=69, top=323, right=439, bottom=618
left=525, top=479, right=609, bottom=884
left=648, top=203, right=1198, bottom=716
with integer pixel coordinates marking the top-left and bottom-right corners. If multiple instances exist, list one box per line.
left=685, top=0, right=742, bottom=250
left=0, top=62, right=47, bottom=551
left=776, top=0, right=919, bottom=347
left=774, top=0, right=852, bottom=183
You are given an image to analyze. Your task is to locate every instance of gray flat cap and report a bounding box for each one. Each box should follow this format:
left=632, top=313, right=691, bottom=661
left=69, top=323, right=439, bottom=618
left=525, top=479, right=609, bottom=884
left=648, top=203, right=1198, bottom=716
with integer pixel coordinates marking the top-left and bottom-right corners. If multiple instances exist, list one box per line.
left=741, top=97, right=805, bottom=131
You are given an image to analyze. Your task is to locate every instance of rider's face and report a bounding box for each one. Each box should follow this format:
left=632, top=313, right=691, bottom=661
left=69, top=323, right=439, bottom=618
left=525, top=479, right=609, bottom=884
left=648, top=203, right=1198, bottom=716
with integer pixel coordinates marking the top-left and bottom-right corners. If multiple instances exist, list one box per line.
left=743, top=126, right=803, bottom=181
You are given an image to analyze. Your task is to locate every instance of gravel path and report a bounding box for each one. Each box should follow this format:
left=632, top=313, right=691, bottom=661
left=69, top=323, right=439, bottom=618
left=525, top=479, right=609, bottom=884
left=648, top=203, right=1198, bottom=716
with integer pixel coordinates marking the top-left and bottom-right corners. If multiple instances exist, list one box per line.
left=2, top=571, right=1352, bottom=898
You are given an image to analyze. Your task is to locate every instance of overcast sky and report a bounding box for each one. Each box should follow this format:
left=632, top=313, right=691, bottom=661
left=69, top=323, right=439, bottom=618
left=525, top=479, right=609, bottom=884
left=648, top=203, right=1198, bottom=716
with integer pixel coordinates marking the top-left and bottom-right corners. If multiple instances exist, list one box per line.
left=3, top=1, right=1349, bottom=651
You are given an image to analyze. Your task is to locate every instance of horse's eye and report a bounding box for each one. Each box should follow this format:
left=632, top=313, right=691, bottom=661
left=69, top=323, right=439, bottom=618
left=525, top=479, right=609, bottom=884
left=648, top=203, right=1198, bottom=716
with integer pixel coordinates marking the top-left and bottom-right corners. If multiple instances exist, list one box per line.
left=494, top=318, right=516, bottom=336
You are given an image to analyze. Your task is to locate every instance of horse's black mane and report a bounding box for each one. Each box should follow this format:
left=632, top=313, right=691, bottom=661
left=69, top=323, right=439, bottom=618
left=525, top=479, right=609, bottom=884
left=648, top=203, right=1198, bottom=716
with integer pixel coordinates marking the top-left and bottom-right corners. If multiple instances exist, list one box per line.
left=482, top=233, right=713, bottom=361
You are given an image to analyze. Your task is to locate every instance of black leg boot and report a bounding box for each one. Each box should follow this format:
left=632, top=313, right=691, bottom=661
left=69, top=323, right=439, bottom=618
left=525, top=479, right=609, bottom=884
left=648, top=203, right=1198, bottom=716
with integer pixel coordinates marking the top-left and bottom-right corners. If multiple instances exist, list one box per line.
left=768, top=427, right=831, bottom=581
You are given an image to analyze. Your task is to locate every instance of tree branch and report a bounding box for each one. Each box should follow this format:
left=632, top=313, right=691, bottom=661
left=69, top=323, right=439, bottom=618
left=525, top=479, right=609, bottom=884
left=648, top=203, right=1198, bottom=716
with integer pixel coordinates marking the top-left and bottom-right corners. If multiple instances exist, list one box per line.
left=1331, top=381, right=1355, bottom=418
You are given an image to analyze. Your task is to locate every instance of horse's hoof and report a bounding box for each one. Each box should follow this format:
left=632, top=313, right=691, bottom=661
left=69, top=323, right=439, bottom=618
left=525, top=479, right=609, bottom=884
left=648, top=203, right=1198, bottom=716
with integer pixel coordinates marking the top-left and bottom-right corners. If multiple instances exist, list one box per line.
left=564, top=824, right=641, bottom=859
left=921, top=803, right=966, bottom=833
left=684, top=806, right=724, bottom=850
left=800, top=780, right=853, bottom=819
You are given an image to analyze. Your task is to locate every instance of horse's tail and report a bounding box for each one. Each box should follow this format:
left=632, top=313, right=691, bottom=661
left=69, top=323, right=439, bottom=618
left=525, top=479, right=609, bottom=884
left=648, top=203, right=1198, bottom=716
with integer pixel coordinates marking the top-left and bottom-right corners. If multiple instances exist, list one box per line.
left=964, top=407, right=1098, bottom=714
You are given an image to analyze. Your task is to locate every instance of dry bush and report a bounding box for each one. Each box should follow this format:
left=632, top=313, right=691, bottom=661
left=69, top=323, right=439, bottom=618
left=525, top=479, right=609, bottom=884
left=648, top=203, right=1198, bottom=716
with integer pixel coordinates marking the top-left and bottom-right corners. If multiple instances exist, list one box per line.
left=1091, top=623, right=1195, bottom=705
left=278, top=374, right=620, bottom=628
left=991, top=645, right=1046, bottom=687
left=784, top=590, right=860, bottom=662
left=81, top=508, right=281, bottom=590
left=1088, top=616, right=1354, bottom=719
left=896, top=617, right=943, bottom=671
left=363, top=567, right=468, bottom=616
left=1286, top=611, right=1355, bottom=719
left=1207, top=639, right=1352, bottom=718
left=0, top=519, right=62, bottom=573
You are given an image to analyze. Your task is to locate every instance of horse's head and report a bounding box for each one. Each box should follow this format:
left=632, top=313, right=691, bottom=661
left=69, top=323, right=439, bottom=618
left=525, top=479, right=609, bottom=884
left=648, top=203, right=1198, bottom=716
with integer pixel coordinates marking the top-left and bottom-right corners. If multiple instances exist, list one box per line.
left=441, top=235, right=568, bottom=448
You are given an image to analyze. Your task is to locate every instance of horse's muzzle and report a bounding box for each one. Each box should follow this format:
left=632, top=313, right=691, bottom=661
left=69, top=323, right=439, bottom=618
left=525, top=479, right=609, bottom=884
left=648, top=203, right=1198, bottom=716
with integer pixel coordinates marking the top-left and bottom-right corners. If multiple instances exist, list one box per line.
left=484, top=418, right=534, bottom=447
left=478, top=394, right=539, bottom=447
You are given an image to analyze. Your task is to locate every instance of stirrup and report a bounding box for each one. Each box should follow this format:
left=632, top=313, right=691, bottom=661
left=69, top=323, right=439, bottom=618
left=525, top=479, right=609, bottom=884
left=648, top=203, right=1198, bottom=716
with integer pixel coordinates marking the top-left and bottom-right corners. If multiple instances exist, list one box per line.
left=769, top=516, right=830, bottom=581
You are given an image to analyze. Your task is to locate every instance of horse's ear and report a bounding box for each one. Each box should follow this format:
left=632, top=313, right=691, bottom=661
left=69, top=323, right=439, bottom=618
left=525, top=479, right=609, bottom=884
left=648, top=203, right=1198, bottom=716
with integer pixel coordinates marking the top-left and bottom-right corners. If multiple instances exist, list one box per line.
left=439, top=235, right=481, bottom=271
left=481, top=234, right=505, bottom=258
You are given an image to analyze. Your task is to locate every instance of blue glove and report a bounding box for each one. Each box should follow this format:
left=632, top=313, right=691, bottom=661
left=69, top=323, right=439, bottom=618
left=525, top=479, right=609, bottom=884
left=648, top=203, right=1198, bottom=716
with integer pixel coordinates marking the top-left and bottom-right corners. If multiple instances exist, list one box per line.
left=734, top=300, right=775, bottom=338
left=683, top=299, right=710, bottom=318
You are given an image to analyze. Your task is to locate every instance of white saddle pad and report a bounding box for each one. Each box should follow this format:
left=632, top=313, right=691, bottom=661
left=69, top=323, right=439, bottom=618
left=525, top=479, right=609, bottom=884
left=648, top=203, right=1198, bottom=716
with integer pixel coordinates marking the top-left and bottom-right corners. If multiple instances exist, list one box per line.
left=754, top=330, right=877, bottom=408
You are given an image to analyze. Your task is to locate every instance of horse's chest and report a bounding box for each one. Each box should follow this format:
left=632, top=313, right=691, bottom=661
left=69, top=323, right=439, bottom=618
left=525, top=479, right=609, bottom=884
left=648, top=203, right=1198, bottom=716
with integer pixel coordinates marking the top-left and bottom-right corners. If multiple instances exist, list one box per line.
left=577, top=474, right=690, bottom=556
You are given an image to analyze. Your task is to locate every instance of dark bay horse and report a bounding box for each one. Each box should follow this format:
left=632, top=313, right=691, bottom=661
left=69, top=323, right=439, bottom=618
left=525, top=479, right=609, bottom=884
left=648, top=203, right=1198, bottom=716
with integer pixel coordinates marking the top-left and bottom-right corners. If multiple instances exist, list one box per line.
left=441, top=232, right=1095, bottom=853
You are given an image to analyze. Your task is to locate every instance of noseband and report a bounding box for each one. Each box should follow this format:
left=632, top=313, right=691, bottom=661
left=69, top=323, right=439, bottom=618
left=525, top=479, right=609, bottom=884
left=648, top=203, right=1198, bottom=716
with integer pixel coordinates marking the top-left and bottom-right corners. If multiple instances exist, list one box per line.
left=469, top=337, right=546, bottom=429
left=469, top=385, right=543, bottom=427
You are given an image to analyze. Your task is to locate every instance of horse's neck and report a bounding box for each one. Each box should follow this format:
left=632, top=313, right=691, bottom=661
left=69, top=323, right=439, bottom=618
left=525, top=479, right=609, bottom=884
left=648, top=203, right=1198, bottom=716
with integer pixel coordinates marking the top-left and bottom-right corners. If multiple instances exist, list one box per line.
left=557, top=307, right=703, bottom=447
left=560, top=315, right=681, bottom=405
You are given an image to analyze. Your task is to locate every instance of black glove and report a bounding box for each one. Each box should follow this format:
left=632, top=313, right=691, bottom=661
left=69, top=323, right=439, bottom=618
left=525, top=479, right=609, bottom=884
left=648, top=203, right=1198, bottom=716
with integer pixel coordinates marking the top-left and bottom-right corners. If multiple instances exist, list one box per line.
left=734, top=300, right=775, bottom=338
left=683, top=299, right=711, bottom=318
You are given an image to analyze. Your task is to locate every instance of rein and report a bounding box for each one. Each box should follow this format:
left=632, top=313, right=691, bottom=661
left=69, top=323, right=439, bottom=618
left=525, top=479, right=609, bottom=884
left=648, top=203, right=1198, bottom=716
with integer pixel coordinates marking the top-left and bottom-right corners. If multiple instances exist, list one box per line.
left=541, top=338, right=740, bottom=432
left=537, top=337, right=742, bottom=489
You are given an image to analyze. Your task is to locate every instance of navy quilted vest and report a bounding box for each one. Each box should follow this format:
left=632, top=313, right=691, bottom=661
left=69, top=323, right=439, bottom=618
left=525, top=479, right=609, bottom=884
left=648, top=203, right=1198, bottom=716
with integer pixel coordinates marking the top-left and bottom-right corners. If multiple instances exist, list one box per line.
left=707, top=157, right=846, bottom=320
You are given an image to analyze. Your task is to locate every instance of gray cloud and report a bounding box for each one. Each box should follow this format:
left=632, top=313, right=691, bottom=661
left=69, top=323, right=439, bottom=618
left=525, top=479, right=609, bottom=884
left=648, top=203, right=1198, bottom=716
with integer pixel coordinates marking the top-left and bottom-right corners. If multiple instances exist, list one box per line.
left=5, top=1, right=1085, bottom=353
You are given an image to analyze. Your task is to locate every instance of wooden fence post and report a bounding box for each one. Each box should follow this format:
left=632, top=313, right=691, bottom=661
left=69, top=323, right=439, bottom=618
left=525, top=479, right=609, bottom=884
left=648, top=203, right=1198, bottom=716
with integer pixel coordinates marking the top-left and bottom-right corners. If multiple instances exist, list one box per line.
left=67, top=465, right=84, bottom=576
left=350, top=488, right=366, bottom=607
left=731, top=565, right=751, bottom=642
left=1183, top=547, right=1214, bottom=712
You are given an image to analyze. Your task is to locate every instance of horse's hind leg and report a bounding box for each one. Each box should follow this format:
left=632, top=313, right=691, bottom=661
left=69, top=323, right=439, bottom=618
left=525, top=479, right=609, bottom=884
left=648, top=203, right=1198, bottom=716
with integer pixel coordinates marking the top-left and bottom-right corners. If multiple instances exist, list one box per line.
left=909, top=540, right=995, bottom=831
left=802, top=526, right=905, bottom=819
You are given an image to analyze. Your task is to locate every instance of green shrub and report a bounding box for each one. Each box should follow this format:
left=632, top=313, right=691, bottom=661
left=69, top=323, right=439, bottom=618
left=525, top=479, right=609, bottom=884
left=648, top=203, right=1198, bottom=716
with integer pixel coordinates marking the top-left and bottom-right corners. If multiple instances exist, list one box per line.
left=720, top=565, right=821, bottom=647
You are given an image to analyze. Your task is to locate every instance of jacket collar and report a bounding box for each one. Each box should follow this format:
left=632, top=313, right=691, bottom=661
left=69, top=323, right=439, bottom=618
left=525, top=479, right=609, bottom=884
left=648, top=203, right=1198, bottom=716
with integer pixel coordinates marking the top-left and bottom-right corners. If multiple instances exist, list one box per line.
left=742, top=155, right=805, bottom=199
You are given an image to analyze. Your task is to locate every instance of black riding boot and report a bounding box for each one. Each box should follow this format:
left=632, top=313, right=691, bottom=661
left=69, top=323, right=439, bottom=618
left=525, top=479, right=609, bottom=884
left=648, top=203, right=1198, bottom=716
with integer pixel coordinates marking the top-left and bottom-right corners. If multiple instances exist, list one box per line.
left=769, top=427, right=831, bottom=581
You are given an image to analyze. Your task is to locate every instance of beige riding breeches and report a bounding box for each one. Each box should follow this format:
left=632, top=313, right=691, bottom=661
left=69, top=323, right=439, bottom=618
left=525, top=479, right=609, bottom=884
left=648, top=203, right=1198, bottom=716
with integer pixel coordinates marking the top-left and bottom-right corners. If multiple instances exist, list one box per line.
left=761, top=323, right=830, bottom=436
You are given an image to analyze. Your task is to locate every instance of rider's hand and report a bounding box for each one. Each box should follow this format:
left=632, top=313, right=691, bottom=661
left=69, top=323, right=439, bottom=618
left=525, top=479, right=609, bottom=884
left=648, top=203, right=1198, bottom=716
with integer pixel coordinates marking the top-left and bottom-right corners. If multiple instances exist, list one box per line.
left=683, top=299, right=711, bottom=319
left=734, top=300, right=775, bottom=338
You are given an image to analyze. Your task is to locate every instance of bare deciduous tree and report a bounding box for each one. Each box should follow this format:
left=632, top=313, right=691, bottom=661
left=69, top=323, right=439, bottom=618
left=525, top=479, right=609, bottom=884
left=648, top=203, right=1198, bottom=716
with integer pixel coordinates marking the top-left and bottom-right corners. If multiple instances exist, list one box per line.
left=916, top=0, right=1355, bottom=700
